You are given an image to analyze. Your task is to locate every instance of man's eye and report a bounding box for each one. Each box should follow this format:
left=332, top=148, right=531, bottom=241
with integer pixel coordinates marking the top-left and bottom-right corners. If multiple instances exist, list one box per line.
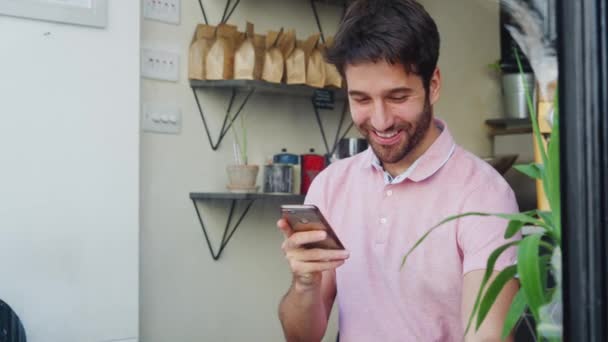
left=353, top=97, right=371, bottom=104
left=388, top=96, right=407, bottom=102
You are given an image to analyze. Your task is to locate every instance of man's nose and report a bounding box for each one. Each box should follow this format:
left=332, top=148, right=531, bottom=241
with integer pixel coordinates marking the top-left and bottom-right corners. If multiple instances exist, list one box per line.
left=370, top=101, right=394, bottom=132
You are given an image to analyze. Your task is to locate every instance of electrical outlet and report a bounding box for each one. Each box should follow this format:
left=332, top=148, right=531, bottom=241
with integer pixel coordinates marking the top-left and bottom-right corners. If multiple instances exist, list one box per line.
left=143, top=0, right=180, bottom=24
left=141, top=48, right=180, bottom=82
left=142, top=104, right=181, bottom=134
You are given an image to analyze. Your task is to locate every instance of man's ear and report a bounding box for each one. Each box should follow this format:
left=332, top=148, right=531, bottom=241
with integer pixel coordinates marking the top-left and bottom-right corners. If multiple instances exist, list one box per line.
left=428, top=68, right=441, bottom=105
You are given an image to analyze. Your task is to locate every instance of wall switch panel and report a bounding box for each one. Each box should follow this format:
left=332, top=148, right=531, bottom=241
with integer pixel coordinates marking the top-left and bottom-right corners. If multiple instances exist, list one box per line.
left=142, top=103, right=181, bottom=134
left=141, top=48, right=180, bottom=82
left=143, top=0, right=180, bottom=24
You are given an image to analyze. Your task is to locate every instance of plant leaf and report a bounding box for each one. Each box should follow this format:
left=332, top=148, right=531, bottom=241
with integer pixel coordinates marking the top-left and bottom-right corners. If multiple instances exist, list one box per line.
left=518, top=233, right=545, bottom=320
left=514, top=163, right=544, bottom=180
left=402, top=212, right=489, bottom=267
left=504, top=220, right=526, bottom=239
left=501, top=288, right=527, bottom=340
left=515, top=49, right=548, bottom=168
left=464, top=240, right=521, bottom=335
left=538, top=211, right=554, bottom=227
left=402, top=211, right=547, bottom=268
left=477, top=265, right=518, bottom=329
left=547, top=88, right=561, bottom=241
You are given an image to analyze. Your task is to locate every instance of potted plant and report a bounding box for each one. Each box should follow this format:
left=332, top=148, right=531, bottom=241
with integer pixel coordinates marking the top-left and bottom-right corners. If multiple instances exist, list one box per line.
left=226, top=109, right=259, bottom=193
left=402, top=0, right=561, bottom=339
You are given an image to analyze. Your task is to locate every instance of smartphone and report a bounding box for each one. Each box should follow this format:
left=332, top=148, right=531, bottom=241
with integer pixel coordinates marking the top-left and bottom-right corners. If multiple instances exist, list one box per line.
left=281, top=204, right=345, bottom=250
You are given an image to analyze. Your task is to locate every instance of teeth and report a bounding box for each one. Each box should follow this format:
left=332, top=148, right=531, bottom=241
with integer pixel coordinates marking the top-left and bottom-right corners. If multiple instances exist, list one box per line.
left=375, top=131, right=398, bottom=138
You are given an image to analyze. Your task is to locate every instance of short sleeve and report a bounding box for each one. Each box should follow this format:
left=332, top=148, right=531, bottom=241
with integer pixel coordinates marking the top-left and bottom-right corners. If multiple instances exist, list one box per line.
left=457, top=179, right=521, bottom=275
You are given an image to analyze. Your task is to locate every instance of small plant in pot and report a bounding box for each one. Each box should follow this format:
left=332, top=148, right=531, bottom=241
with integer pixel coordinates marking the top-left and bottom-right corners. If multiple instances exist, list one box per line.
left=226, top=110, right=259, bottom=193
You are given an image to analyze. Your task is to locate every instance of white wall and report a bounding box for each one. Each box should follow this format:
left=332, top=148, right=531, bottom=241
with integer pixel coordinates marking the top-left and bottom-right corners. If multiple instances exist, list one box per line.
left=0, top=1, right=140, bottom=341
left=140, top=0, right=501, bottom=341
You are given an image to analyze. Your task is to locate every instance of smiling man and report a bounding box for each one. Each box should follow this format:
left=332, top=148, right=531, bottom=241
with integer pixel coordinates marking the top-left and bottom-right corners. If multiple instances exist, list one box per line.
left=277, top=1, right=520, bottom=341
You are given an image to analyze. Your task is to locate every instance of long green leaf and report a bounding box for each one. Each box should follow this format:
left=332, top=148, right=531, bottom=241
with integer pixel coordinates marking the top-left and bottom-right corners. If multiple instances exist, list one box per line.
left=513, top=163, right=544, bottom=180
left=504, top=220, right=526, bottom=239
left=476, top=265, right=518, bottom=329
left=501, top=288, right=527, bottom=340
left=538, top=211, right=554, bottom=228
left=464, top=240, right=521, bottom=335
left=515, top=49, right=548, bottom=170
left=518, top=234, right=545, bottom=320
left=402, top=211, right=548, bottom=268
left=548, top=87, right=561, bottom=241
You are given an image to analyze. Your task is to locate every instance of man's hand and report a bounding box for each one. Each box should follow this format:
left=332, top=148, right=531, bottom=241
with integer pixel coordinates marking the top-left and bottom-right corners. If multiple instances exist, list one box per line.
left=278, top=218, right=350, bottom=289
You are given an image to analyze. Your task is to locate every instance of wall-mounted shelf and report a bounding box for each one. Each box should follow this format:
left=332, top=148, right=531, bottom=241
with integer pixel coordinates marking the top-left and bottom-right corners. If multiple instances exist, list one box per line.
left=190, top=192, right=304, bottom=260
left=190, top=79, right=352, bottom=154
left=485, top=118, right=533, bottom=136
left=191, top=79, right=344, bottom=99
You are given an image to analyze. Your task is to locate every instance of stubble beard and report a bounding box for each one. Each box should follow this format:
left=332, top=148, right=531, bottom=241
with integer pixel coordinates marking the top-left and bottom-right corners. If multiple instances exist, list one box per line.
left=360, top=99, right=433, bottom=165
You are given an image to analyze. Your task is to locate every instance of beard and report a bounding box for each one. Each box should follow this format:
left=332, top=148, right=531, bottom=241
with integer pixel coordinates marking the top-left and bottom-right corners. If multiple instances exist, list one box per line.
left=358, top=98, right=433, bottom=165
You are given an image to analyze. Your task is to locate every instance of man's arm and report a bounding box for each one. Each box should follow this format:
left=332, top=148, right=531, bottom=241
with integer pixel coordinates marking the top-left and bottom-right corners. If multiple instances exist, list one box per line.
left=277, top=219, right=349, bottom=342
left=279, top=269, right=337, bottom=342
left=462, top=270, right=519, bottom=342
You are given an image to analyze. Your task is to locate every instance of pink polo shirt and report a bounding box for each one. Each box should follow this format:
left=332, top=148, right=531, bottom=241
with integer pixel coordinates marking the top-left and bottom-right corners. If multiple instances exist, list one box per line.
left=305, top=121, right=519, bottom=341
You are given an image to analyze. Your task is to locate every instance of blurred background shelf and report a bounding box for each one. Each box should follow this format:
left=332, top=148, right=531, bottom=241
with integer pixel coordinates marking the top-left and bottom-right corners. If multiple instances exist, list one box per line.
left=485, top=118, right=532, bottom=136
left=190, top=79, right=344, bottom=99
left=190, top=192, right=304, bottom=260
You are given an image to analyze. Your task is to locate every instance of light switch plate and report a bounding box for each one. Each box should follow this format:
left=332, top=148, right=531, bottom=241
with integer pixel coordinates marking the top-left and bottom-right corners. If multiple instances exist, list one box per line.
left=141, top=48, right=180, bottom=82
left=143, top=0, right=180, bottom=24
left=142, top=103, right=181, bottom=134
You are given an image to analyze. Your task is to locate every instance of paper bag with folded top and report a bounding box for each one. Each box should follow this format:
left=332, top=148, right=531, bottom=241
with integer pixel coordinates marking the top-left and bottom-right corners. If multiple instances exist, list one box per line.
left=234, top=22, right=258, bottom=80
left=188, top=24, right=216, bottom=80
left=206, top=24, right=238, bottom=80
left=306, top=34, right=326, bottom=88
left=322, top=36, right=343, bottom=88
left=262, top=29, right=285, bottom=83
left=286, top=32, right=318, bottom=85
left=253, top=34, right=265, bottom=80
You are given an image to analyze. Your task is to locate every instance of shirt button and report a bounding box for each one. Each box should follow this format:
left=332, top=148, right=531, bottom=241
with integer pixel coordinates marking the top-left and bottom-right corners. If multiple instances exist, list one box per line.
left=380, top=217, right=387, bottom=224
left=386, top=190, right=393, bottom=197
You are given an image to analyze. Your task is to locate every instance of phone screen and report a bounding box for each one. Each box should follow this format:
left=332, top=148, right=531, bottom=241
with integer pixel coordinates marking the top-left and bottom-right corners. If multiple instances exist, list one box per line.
left=281, top=204, right=345, bottom=250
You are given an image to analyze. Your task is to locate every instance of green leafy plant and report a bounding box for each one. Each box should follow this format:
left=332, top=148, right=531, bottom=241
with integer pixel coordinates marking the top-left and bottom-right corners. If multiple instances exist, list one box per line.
left=401, top=49, right=561, bottom=340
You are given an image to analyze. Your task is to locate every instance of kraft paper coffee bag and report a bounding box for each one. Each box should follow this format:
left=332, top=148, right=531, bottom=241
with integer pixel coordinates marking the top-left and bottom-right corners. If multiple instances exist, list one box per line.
left=262, top=29, right=285, bottom=83
left=286, top=39, right=306, bottom=84
left=323, top=37, right=343, bottom=88
left=206, top=24, right=238, bottom=80
left=188, top=24, right=215, bottom=80
left=234, top=22, right=256, bottom=80
left=253, top=34, right=265, bottom=80
left=306, top=34, right=326, bottom=88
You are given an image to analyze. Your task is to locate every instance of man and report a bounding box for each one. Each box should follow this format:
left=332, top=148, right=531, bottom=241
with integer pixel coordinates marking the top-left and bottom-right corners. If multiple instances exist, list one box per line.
left=278, top=0, right=520, bottom=341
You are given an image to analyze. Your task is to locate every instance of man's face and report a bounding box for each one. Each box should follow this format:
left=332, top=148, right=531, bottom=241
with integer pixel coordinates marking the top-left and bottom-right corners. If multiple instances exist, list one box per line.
left=345, top=61, right=441, bottom=165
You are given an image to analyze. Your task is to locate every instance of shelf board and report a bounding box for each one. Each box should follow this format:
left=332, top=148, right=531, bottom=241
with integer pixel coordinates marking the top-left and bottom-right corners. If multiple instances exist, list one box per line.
left=485, top=118, right=532, bottom=136
left=190, top=192, right=305, bottom=202
left=190, top=79, right=345, bottom=99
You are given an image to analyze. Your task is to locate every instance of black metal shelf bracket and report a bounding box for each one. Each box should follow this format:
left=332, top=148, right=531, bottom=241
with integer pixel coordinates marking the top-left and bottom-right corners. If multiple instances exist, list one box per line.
left=191, top=198, right=256, bottom=261
left=192, top=86, right=255, bottom=151
left=198, top=0, right=241, bottom=25
left=311, top=97, right=354, bottom=155
left=310, top=0, right=349, bottom=44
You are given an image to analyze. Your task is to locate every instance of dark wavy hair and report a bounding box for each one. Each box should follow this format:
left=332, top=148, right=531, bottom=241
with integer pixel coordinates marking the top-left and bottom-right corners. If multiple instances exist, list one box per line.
left=326, top=0, right=440, bottom=91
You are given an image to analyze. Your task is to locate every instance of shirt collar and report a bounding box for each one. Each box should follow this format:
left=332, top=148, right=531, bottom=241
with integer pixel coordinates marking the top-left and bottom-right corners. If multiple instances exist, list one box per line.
left=360, top=118, right=456, bottom=183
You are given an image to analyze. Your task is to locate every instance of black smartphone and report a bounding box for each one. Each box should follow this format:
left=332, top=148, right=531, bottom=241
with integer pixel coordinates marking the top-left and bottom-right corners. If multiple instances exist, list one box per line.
left=280, top=204, right=345, bottom=250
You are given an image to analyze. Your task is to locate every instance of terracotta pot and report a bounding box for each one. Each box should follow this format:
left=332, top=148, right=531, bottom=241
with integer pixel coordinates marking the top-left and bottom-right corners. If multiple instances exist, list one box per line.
left=226, top=164, right=259, bottom=188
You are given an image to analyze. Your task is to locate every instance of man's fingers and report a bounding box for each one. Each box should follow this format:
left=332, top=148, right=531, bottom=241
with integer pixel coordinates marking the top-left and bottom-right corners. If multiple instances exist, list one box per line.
left=287, top=248, right=350, bottom=262
left=290, top=259, right=346, bottom=274
left=277, top=218, right=293, bottom=239
left=283, top=230, right=327, bottom=250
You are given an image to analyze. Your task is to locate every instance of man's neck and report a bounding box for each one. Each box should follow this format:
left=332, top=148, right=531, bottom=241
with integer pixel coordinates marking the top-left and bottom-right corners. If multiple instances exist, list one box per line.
left=383, top=121, right=442, bottom=177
